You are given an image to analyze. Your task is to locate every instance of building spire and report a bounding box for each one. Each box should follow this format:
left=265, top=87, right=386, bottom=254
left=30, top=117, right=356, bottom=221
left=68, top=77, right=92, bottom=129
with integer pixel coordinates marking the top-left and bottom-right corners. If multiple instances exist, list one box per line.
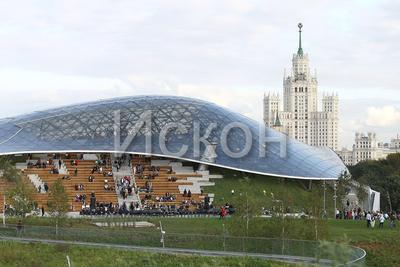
left=274, top=112, right=282, bottom=127
left=297, top=23, right=303, bottom=56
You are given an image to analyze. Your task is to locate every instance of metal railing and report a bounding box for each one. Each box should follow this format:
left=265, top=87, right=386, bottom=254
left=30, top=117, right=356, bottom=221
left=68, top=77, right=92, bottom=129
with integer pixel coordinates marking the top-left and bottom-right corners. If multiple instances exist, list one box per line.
left=0, top=224, right=366, bottom=266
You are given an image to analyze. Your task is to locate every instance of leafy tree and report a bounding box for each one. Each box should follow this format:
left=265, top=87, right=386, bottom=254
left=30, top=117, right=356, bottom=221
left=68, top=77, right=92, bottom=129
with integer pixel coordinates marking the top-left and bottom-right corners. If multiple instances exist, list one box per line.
left=335, top=173, right=352, bottom=210
left=7, top=178, right=34, bottom=217
left=354, top=182, right=368, bottom=206
left=317, top=237, right=353, bottom=266
left=47, top=179, right=69, bottom=233
left=0, top=156, right=20, bottom=182
left=47, top=179, right=69, bottom=217
left=226, top=177, right=263, bottom=237
left=386, top=153, right=400, bottom=171
left=349, top=153, right=400, bottom=211
left=303, top=184, right=329, bottom=240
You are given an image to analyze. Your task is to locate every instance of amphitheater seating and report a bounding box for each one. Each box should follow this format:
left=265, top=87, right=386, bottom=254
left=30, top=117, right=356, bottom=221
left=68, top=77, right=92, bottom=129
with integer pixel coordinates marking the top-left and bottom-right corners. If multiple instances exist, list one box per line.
left=19, top=160, right=118, bottom=211
left=1, top=154, right=209, bottom=213
left=62, top=160, right=118, bottom=211
left=23, top=167, right=64, bottom=209
left=133, top=157, right=208, bottom=206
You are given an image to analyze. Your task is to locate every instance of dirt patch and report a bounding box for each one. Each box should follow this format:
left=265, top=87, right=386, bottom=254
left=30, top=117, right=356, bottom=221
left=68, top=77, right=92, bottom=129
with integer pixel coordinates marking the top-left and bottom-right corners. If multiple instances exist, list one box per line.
left=355, top=242, right=383, bottom=251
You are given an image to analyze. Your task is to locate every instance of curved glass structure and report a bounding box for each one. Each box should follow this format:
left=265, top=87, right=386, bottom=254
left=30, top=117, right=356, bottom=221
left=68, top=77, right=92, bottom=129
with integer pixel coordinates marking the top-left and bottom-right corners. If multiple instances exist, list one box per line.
left=0, top=95, right=346, bottom=179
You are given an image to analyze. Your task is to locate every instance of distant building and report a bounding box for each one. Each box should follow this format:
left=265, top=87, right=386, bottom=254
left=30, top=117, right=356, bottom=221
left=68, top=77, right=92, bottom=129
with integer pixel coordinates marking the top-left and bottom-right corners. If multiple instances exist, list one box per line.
left=264, top=23, right=339, bottom=151
left=337, top=133, right=400, bottom=165
left=346, top=181, right=381, bottom=212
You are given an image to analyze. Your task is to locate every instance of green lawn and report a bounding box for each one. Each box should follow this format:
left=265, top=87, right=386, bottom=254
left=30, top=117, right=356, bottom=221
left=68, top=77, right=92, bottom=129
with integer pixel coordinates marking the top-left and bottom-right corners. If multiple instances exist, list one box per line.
left=0, top=241, right=291, bottom=267
left=3, top=215, right=398, bottom=266
left=206, top=167, right=335, bottom=215
left=328, top=219, right=400, bottom=267
left=2, top=170, right=398, bottom=266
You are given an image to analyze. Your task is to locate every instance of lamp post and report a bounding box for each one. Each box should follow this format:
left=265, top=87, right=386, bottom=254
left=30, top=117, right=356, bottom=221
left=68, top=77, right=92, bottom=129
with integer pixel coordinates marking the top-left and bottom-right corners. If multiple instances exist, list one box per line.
left=245, top=192, right=249, bottom=236
left=333, top=182, right=337, bottom=219
left=159, top=221, right=165, bottom=248
left=231, top=189, right=249, bottom=236
left=323, top=180, right=327, bottom=219
left=271, top=193, right=285, bottom=255
left=2, top=194, right=5, bottom=227
left=222, top=223, right=226, bottom=251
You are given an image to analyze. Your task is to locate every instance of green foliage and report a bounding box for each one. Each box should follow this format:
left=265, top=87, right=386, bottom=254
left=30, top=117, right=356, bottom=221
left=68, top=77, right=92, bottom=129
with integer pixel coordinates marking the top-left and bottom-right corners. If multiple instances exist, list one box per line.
left=0, top=156, right=20, bottom=182
left=304, top=186, right=329, bottom=240
left=223, top=177, right=329, bottom=241
left=226, top=177, right=263, bottom=237
left=349, top=153, right=400, bottom=211
left=207, top=168, right=332, bottom=213
left=316, top=237, right=355, bottom=266
left=0, top=216, right=397, bottom=266
left=47, top=179, right=69, bottom=217
left=205, top=168, right=332, bottom=240
left=0, top=241, right=291, bottom=267
left=355, top=183, right=368, bottom=205
left=386, top=153, right=400, bottom=169
left=335, top=173, right=352, bottom=210
left=6, top=178, right=34, bottom=217
left=329, top=219, right=400, bottom=266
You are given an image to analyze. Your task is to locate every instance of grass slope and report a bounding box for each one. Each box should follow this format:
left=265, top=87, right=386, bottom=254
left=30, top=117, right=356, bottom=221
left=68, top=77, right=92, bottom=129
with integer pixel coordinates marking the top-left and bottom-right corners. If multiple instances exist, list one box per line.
left=206, top=168, right=333, bottom=213
left=328, top=220, right=400, bottom=267
left=3, top=168, right=398, bottom=266
left=0, top=241, right=291, bottom=267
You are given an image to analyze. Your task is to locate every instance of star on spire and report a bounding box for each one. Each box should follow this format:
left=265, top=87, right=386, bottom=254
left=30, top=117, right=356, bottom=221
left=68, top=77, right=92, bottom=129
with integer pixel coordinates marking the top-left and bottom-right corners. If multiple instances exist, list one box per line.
left=297, top=23, right=303, bottom=56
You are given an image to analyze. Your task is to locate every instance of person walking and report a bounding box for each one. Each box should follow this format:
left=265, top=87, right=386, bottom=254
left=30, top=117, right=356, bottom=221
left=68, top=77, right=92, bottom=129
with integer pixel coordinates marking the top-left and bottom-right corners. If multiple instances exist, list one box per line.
left=16, top=220, right=23, bottom=236
left=366, top=211, right=372, bottom=228
left=379, top=213, right=385, bottom=228
left=371, top=214, right=376, bottom=228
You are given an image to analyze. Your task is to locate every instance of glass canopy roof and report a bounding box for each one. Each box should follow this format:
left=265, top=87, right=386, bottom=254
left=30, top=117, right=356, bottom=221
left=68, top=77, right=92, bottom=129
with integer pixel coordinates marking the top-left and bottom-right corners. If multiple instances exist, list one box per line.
left=0, top=95, right=347, bottom=179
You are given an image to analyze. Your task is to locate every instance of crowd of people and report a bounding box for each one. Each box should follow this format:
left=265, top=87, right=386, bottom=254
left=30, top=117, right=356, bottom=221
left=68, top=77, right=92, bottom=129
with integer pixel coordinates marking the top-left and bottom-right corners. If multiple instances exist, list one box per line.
left=74, top=183, right=85, bottom=190
left=335, top=208, right=398, bottom=229
left=155, top=192, right=176, bottom=202
left=27, top=159, right=49, bottom=169
left=132, top=164, right=145, bottom=175
left=117, top=175, right=136, bottom=199
left=365, top=211, right=397, bottom=229
left=80, top=200, right=234, bottom=217
left=183, top=189, right=192, bottom=198
left=75, top=194, right=87, bottom=203
left=25, top=154, right=214, bottom=216
left=37, top=183, right=49, bottom=193
left=168, top=176, right=177, bottom=182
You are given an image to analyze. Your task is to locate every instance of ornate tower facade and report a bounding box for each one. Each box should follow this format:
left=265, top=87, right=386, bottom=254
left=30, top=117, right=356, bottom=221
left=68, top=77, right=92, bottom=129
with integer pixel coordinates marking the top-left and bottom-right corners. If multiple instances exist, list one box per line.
left=263, top=23, right=339, bottom=151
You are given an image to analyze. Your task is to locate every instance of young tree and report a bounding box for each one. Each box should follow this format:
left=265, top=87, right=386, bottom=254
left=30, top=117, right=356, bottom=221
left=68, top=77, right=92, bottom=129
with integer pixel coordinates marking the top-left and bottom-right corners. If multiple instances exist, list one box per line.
left=47, top=179, right=69, bottom=233
left=7, top=178, right=34, bottom=217
left=225, top=176, right=264, bottom=237
left=354, top=182, right=368, bottom=206
left=0, top=156, right=21, bottom=225
left=335, top=172, right=352, bottom=210
left=0, top=156, right=20, bottom=182
left=304, top=184, right=329, bottom=241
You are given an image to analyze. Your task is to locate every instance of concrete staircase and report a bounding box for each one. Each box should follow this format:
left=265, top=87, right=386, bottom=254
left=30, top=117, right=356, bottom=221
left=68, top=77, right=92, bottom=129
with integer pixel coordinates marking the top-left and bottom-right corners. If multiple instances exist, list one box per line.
left=53, top=160, right=69, bottom=175
left=26, top=174, right=46, bottom=193
left=112, top=156, right=140, bottom=207
left=150, top=159, right=223, bottom=203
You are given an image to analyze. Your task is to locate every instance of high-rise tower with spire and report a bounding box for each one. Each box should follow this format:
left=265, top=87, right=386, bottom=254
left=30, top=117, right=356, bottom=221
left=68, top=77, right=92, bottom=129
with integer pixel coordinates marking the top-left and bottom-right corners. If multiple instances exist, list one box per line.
left=264, top=23, right=339, bottom=150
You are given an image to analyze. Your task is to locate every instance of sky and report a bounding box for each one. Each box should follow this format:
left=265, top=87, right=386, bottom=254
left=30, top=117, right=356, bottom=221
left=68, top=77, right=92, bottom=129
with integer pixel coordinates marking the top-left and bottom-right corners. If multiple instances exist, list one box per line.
left=0, top=0, right=399, bottom=148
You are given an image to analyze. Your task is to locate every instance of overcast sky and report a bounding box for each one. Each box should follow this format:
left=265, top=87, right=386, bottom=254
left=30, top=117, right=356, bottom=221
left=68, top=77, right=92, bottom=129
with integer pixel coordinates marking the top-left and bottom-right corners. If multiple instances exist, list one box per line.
left=0, top=0, right=399, bottom=147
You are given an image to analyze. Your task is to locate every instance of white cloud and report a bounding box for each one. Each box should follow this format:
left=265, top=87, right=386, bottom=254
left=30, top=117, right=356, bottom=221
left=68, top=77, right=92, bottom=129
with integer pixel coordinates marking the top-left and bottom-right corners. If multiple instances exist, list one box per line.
left=0, top=69, right=264, bottom=123
left=366, top=106, right=400, bottom=127
left=0, top=0, right=399, bottom=148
